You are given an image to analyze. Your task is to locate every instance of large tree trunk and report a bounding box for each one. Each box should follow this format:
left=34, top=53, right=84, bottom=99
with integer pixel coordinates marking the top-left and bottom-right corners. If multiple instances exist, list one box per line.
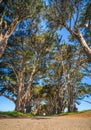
left=57, top=95, right=65, bottom=114
left=68, top=84, right=74, bottom=112
left=24, top=66, right=37, bottom=113
left=15, top=57, right=38, bottom=113
left=15, top=70, right=25, bottom=112
left=67, top=73, right=74, bottom=112
left=15, top=66, right=36, bottom=113
left=24, top=87, right=32, bottom=113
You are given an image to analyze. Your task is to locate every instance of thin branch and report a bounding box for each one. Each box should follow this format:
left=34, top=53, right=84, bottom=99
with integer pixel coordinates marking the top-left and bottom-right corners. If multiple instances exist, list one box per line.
left=82, top=99, right=91, bottom=104
left=74, top=7, right=79, bottom=28
left=63, top=23, right=78, bottom=37
left=5, top=83, right=17, bottom=96
left=5, top=63, right=19, bottom=82
left=5, top=17, right=19, bottom=38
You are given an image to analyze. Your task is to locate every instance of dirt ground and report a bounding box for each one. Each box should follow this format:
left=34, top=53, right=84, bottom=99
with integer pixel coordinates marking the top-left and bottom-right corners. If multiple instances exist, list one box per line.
left=0, top=112, right=91, bottom=130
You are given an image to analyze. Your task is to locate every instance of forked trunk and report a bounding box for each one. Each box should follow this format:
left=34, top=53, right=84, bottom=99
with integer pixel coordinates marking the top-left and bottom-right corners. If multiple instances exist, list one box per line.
left=15, top=66, right=36, bottom=112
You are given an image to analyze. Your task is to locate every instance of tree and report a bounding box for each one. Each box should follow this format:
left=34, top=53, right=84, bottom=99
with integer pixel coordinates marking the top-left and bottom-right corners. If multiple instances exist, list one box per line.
left=0, top=0, right=42, bottom=58
left=0, top=25, right=56, bottom=112
left=0, top=0, right=90, bottom=113
left=42, top=41, right=89, bottom=113
left=43, top=0, right=91, bottom=60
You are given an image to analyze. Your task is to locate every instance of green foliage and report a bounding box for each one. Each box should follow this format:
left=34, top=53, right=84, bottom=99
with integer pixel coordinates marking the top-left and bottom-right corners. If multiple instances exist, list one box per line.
left=0, top=109, right=91, bottom=117
left=0, top=111, right=35, bottom=117
left=0, top=111, right=24, bottom=117
left=0, top=0, right=91, bottom=114
left=78, top=109, right=91, bottom=113
left=58, top=109, right=91, bottom=116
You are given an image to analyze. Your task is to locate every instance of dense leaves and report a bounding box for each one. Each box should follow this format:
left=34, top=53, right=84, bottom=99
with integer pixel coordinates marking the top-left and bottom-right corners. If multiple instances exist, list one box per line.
left=0, top=0, right=91, bottom=114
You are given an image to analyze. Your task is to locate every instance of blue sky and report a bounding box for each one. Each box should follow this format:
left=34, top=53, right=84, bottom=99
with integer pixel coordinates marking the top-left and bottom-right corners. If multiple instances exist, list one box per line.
left=77, top=97, right=91, bottom=111
left=0, top=96, right=15, bottom=111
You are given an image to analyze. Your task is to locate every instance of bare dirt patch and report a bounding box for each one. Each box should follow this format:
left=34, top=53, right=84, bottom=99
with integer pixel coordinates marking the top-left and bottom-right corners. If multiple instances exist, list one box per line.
left=0, top=112, right=91, bottom=130
left=0, top=116, right=91, bottom=130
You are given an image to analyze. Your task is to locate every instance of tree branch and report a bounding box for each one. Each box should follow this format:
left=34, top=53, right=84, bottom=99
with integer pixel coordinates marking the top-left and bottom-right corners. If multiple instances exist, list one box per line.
left=5, top=63, right=19, bottom=82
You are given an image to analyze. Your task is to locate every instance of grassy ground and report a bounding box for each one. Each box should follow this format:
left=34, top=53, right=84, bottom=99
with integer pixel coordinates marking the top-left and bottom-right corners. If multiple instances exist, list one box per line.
left=0, top=109, right=91, bottom=118
left=58, top=109, right=91, bottom=116
left=0, top=111, right=35, bottom=118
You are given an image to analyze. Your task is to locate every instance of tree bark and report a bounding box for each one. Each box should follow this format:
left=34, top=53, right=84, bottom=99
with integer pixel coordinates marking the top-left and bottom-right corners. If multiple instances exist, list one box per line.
left=68, top=84, right=74, bottom=112
left=67, top=73, right=74, bottom=112
left=0, top=36, right=8, bottom=58
left=24, top=66, right=37, bottom=113
left=64, top=24, right=91, bottom=60
left=15, top=70, right=25, bottom=112
left=0, top=17, right=18, bottom=58
left=15, top=65, right=37, bottom=113
left=75, top=29, right=91, bottom=60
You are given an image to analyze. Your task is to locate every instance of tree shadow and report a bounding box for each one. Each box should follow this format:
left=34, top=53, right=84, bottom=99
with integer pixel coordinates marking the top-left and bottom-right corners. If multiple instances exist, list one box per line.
left=31, top=116, right=51, bottom=120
